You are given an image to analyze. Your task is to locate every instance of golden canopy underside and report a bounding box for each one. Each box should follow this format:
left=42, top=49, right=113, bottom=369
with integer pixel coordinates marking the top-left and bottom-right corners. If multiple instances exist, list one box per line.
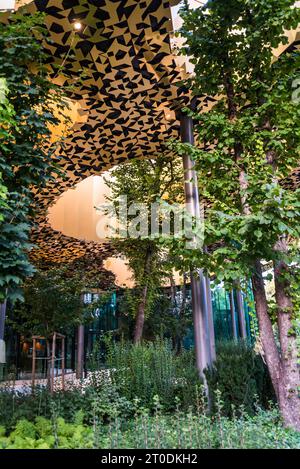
left=4, top=1, right=300, bottom=285
left=9, top=1, right=191, bottom=276
left=19, top=0, right=208, bottom=277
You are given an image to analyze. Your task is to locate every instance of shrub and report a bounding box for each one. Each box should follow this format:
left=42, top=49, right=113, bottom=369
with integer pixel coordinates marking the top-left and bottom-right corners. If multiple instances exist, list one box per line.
left=205, top=340, right=276, bottom=416
left=105, top=338, right=199, bottom=411
left=0, top=381, right=134, bottom=432
left=0, top=416, right=94, bottom=449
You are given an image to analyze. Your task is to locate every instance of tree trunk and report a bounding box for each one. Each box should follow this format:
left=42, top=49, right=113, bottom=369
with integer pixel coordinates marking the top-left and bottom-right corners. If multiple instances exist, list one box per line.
left=170, top=273, right=176, bottom=306
left=251, top=260, right=281, bottom=400
left=133, top=249, right=152, bottom=345
left=133, top=285, right=148, bottom=345
left=223, top=59, right=300, bottom=431
left=274, top=240, right=300, bottom=431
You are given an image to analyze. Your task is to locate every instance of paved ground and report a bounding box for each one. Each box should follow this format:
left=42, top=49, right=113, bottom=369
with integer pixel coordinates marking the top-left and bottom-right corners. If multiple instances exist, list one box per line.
left=0, top=369, right=111, bottom=393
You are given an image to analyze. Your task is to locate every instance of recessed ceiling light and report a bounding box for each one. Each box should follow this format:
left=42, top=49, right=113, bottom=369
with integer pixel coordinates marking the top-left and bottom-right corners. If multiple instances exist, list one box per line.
left=73, top=22, right=83, bottom=31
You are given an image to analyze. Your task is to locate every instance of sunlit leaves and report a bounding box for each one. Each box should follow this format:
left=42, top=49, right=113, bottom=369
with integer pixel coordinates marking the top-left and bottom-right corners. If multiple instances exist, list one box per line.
left=0, top=13, right=69, bottom=301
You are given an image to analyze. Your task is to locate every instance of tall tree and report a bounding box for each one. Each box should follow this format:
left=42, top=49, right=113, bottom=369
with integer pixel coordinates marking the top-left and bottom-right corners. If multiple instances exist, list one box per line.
left=172, top=0, right=300, bottom=430
left=104, top=155, right=184, bottom=343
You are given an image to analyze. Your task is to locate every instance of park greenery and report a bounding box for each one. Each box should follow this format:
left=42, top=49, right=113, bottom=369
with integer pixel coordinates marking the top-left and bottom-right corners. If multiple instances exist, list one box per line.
left=1, top=408, right=299, bottom=449
left=103, top=0, right=300, bottom=432
left=0, top=339, right=292, bottom=449
left=104, top=156, right=185, bottom=343
left=0, top=13, right=69, bottom=303
left=167, top=0, right=300, bottom=431
left=8, top=268, right=87, bottom=340
left=0, top=0, right=299, bottom=450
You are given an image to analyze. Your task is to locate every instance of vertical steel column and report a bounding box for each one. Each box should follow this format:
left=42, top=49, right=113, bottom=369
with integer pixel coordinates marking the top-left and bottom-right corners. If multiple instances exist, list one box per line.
left=229, top=290, right=238, bottom=340
left=76, top=324, right=85, bottom=379
left=32, top=338, right=36, bottom=390
left=205, top=276, right=216, bottom=362
left=51, top=333, right=56, bottom=395
left=61, top=337, right=65, bottom=392
left=236, top=289, right=247, bottom=339
left=0, top=301, right=6, bottom=341
left=0, top=301, right=7, bottom=377
left=180, top=112, right=214, bottom=380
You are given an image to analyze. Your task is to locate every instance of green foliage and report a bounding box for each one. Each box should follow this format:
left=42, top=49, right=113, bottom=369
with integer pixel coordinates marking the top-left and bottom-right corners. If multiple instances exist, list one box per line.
left=0, top=339, right=276, bottom=433
left=103, top=156, right=184, bottom=335
left=169, top=0, right=300, bottom=285
left=143, top=287, right=192, bottom=345
left=0, top=12, right=69, bottom=302
left=0, top=416, right=93, bottom=449
left=0, top=337, right=295, bottom=448
left=116, top=285, right=192, bottom=344
left=0, top=381, right=134, bottom=434
left=0, top=172, right=7, bottom=222
left=0, top=407, right=299, bottom=449
left=105, top=337, right=202, bottom=411
left=8, top=267, right=90, bottom=338
left=170, top=2, right=300, bottom=423
left=205, top=341, right=276, bottom=416
left=105, top=405, right=300, bottom=449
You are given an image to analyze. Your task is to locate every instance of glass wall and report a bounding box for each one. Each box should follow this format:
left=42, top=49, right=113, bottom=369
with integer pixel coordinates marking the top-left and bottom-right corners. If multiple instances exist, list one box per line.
left=2, top=284, right=256, bottom=380
left=85, top=292, right=117, bottom=368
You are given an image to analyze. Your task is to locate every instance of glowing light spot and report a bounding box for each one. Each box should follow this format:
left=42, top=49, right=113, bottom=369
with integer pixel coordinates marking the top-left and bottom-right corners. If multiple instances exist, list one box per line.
left=73, top=22, right=83, bottom=31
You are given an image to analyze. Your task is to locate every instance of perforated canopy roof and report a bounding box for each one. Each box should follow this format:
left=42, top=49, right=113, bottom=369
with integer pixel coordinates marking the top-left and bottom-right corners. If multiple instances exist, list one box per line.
left=2, top=1, right=300, bottom=285
left=13, top=0, right=204, bottom=274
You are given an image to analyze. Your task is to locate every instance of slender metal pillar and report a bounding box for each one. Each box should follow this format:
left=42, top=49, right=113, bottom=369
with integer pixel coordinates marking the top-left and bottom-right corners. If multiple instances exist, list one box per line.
left=0, top=301, right=7, bottom=373
left=0, top=301, right=6, bottom=341
left=32, top=338, right=36, bottom=390
left=236, top=289, right=247, bottom=339
left=205, top=276, right=216, bottom=362
left=180, top=112, right=215, bottom=381
left=76, top=324, right=85, bottom=379
left=229, top=290, right=238, bottom=340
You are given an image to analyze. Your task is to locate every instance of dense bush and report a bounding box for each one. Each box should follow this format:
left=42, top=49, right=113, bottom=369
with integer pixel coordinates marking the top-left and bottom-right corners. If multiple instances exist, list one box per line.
left=105, top=338, right=199, bottom=411
left=205, top=341, right=276, bottom=416
left=106, top=338, right=275, bottom=415
left=0, top=381, right=134, bottom=433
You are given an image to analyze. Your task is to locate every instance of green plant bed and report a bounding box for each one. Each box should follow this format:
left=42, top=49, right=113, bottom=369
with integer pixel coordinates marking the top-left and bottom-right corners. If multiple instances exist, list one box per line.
left=0, top=382, right=134, bottom=433
left=0, top=339, right=276, bottom=433
left=0, top=407, right=299, bottom=449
